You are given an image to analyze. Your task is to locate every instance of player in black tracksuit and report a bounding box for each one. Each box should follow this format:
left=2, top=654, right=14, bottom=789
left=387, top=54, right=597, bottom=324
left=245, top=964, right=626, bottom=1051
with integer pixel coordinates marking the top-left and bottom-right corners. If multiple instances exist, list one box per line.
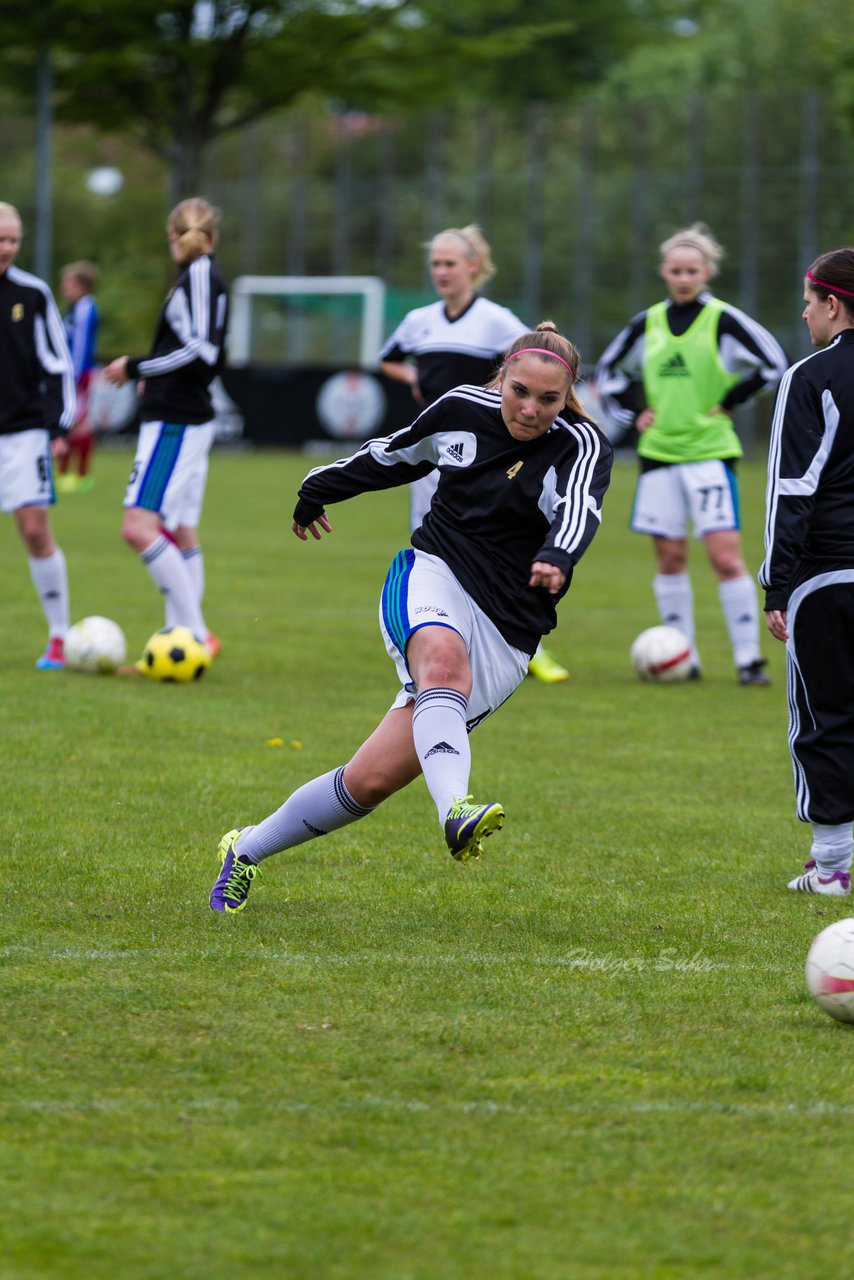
left=103, top=198, right=228, bottom=654
left=760, top=248, right=854, bottom=896
left=209, top=323, right=613, bottom=914
left=0, top=201, right=76, bottom=668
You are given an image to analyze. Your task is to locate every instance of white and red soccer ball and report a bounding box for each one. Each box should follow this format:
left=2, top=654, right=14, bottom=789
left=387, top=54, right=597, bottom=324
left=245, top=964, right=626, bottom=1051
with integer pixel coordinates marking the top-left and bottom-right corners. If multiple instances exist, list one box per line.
left=806, top=918, right=854, bottom=1025
left=630, top=625, right=692, bottom=683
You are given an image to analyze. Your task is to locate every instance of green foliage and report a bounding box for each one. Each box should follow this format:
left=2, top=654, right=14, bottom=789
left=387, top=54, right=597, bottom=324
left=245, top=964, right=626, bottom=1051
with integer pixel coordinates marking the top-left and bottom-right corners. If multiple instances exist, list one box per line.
left=3, top=448, right=854, bottom=1277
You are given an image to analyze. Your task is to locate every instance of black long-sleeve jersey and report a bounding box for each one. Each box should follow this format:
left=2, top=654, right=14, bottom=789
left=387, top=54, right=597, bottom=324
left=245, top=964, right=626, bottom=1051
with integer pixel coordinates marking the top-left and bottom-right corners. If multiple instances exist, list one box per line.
left=294, top=384, right=614, bottom=654
left=597, top=293, right=789, bottom=433
left=379, top=295, right=528, bottom=406
left=760, top=330, right=854, bottom=611
left=0, top=266, right=75, bottom=437
left=127, top=255, right=228, bottom=425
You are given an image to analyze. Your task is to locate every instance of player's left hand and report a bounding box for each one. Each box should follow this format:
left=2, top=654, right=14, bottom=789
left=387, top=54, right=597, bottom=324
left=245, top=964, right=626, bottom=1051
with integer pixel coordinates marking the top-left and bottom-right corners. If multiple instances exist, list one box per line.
left=293, top=514, right=332, bottom=541
left=765, top=609, right=788, bottom=643
left=51, top=436, right=69, bottom=461
left=529, top=561, right=566, bottom=594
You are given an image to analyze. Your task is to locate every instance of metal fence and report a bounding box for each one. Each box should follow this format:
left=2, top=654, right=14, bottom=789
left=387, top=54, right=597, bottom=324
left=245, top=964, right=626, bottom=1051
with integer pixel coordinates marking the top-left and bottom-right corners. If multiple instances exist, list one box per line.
left=204, top=88, right=854, bottom=379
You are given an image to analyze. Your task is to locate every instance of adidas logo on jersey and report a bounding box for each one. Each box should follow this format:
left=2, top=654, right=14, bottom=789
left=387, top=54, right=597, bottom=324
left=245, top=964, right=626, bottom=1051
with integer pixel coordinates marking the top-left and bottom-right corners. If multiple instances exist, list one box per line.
left=445, top=441, right=466, bottom=464
left=425, top=740, right=460, bottom=758
left=659, top=353, right=690, bottom=376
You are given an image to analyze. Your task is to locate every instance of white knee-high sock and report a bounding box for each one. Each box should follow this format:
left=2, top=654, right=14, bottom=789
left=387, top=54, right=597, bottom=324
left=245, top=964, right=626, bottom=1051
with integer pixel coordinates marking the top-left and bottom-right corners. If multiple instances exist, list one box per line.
left=29, top=548, right=69, bottom=638
left=183, top=546, right=205, bottom=605
left=235, top=767, right=375, bottom=864
left=411, top=686, right=471, bottom=824
left=165, top=546, right=207, bottom=630
left=653, top=572, right=698, bottom=664
left=142, top=534, right=206, bottom=635
left=811, top=823, right=854, bottom=875
left=718, top=575, right=761, bottom=667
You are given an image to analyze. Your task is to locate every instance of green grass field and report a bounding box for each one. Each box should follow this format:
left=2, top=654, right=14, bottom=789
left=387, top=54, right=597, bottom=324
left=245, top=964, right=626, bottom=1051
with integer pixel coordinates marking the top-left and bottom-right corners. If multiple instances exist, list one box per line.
left=3, top=447, right=853, bottom=1280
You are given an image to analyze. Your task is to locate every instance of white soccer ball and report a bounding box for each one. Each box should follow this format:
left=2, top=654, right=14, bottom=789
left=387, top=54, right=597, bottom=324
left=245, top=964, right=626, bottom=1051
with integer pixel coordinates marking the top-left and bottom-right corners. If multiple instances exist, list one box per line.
left=64, top=616, right=127, bottom=674
left=630, top=625, right=693, bottom=682
left=806, top=917, right=854, bottom=1024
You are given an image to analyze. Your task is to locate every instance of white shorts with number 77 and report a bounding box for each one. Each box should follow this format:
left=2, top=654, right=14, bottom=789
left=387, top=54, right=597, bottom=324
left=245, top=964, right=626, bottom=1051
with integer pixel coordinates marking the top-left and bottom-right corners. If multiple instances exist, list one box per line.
left=630, top=459, right=740, bottom=540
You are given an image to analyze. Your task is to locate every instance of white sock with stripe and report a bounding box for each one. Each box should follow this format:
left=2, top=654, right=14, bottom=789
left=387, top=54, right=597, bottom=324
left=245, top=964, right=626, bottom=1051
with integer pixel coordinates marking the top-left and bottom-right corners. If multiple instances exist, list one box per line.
left=411, top=686, right=471, bottom=824
left=142, top=534, right=206, bottom=636
left=29, top=548, right=70, bottom=638
left=718, top=574, right=761, bottom=667
left=653, top=572, right=698, bottom=665
left=235, top=767, right=375, bottom=863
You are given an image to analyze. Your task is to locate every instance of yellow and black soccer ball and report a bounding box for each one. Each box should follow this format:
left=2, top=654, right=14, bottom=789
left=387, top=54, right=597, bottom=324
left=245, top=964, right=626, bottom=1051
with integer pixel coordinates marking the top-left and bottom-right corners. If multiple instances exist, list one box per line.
left=141, top=626, right=211, bottom=683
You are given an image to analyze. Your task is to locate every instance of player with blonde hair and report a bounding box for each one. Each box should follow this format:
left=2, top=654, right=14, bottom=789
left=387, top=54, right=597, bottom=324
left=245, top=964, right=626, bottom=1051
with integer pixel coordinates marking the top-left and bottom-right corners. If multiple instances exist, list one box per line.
left=597, top=222, right=788, bottom=685
left=0, top=201, right=76, bottom=668
left=379, top=224, right=570, bottom=683
left=103, top=197, right=228, bottom=658
left=211, top=323, right=613, bottom=912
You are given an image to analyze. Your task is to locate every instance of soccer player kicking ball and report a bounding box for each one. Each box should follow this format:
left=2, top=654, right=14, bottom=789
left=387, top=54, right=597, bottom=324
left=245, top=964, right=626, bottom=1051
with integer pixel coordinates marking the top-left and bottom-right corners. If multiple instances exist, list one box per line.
left=210, top=323, right=613, bottom=913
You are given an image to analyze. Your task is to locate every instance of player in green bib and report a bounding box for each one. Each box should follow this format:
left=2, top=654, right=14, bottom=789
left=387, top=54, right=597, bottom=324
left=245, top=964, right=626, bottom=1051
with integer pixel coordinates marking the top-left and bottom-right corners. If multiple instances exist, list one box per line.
left=597, top=223, right=788, bottom=685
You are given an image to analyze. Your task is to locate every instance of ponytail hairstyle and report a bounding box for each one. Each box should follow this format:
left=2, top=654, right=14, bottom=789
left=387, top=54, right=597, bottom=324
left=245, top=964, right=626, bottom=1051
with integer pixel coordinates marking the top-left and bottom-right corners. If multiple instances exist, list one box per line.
left=167, top=197, right=220, bottom=267
left=488, top=321, right=588, bottom=417
left=659, top=222, right=724, bottom=276
left=426, top=223, right=496, bottom=288
left=806, top=248, right=854, bottom=318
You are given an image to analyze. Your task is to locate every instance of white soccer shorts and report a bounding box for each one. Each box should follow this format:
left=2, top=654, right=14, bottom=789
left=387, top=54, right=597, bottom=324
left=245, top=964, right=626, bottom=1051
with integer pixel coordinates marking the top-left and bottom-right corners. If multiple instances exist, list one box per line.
left=631, top=459, right=740, bottom=540
left=0, top=429, right=54, bottom=513
left=123, top=419, right=216, bottom=530
left=379, top=548, right=529, bottom=731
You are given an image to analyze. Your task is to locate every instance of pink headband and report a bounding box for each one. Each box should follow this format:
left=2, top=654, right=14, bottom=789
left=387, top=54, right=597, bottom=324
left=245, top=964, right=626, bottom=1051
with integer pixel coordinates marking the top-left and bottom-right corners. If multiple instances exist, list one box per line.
left=506, top=347, right=574, bottom=381
left=806, top=270, right=854, bottom=300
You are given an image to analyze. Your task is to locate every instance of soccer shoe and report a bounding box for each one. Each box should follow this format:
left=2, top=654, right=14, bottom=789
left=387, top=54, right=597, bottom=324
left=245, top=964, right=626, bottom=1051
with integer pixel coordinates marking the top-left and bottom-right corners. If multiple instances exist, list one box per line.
left=205, top=631, right=222, bottom=660
left=210, top=829, right=259, bottom=912
left=55, top=474, right=79, bottom=494
left=443, top=796, right=505, bottom=862
left=738, top=658, right=771, bottom=687
left=35, top=637, right=65, bottom=670
left=76, top=476, right=95, bottom=494
left=528, top=648, right=569, bottom=683
left=787, top=862, right=851, bottom=896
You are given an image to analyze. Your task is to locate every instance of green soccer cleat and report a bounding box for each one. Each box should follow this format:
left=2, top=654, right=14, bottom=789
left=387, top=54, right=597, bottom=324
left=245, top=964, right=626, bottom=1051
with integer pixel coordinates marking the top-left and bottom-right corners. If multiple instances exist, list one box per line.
left=210, top=829, right=259, bottom=912
left=528, top=647, right=569, bottom=683
left=443, top=796, right=505, bottom=862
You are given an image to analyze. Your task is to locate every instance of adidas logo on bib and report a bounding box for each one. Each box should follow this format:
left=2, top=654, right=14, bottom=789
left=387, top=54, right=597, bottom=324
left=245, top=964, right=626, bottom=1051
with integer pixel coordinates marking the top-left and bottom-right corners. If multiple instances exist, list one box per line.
left=445, top=441, right=465, bottom=464
left=660, top=353, right=690, bottom=377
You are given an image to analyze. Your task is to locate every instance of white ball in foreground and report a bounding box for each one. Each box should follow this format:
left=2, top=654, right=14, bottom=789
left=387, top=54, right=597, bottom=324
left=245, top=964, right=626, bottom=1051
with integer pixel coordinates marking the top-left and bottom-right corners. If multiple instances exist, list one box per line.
left=64, top=616, right=127, bottom=674
left=630, top=625, right=693, bottom=682
left=806, top=918, right=854, bottom=1025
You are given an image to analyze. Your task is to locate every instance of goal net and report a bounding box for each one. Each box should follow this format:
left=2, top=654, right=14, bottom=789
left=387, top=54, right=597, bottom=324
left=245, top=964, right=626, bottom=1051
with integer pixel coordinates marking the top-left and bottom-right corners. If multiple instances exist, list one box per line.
left=228, top=275, right=387, bottom=369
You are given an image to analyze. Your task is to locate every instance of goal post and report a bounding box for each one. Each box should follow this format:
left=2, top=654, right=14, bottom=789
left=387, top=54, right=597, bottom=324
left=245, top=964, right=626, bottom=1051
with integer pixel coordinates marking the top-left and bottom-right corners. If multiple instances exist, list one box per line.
left=228, top=275, right=387, bottom=369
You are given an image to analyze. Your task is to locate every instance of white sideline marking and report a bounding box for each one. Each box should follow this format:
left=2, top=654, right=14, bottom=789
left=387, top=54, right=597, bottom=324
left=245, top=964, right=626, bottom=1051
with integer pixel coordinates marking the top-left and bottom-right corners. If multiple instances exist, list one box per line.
left=0, top=945, right=745, bottom=973
left=9, top=1096, right=854, bottom=1119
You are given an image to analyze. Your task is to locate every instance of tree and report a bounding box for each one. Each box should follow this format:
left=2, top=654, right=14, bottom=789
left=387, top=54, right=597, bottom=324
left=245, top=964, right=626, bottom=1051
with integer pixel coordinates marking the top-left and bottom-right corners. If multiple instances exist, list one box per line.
left=0, top=0, right=645, bottom=196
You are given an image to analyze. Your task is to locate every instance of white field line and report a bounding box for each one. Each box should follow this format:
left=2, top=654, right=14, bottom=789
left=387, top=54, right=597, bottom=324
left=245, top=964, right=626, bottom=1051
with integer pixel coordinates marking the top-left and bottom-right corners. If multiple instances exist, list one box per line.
left=0, top=945, right=751, bottom=973
left=7, top=1096, right=854, bottom=1119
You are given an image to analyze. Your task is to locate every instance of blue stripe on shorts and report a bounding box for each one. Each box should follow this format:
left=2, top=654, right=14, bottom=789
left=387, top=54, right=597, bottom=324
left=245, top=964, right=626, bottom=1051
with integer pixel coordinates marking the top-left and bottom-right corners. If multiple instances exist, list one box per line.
left=725, top=462, right=741, bottom=529
left=381, top=548, right=415, bottom=655
left=137, top=422, right=186, bottom=512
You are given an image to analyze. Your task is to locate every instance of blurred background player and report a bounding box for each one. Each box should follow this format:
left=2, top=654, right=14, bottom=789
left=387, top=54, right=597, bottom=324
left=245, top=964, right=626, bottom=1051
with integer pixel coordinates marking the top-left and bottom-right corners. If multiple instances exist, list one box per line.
left=379, top=223, right=570, bottom=684
left=103, top=197, right=228, bottom=660
left=762, top=248, right=854, bottom=897
left=57, top=260, right=100, bottom=494
left=597, top=222, right=788, bottom=685
left=211, top=323, right=613, bottom=913
left=0, top=201, right=75, bottom=669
